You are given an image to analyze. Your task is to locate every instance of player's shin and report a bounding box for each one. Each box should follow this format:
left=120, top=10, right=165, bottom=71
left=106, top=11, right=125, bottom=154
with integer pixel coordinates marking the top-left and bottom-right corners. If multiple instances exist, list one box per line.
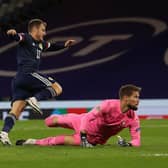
left=35, top=136, right=65, bottom=146
left=0, top=113, right=16, bottom=145
left=2, top=113, right=16, bottom=133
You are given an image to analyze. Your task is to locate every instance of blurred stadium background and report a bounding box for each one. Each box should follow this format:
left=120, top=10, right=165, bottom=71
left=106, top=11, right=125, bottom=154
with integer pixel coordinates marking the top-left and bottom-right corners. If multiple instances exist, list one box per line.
left=0, top=1, right=168, bottom=168
left=0, top=0, right=168, bottom=120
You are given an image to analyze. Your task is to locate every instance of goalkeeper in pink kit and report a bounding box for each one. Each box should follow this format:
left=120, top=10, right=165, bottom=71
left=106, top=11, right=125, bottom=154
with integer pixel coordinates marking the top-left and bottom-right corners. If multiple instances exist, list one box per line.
left=16, top=84, right=141, bottom=147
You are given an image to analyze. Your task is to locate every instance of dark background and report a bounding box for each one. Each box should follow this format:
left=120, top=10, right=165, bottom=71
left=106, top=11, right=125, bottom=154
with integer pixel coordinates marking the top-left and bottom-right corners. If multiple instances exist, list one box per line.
left=0, top=0, right=168, bottom=100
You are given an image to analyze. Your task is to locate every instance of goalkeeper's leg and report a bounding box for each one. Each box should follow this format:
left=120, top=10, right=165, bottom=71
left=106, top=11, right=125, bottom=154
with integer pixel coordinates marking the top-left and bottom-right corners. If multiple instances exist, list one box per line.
left=45, top=113, right=81, bottom=130
left=16, top=134, right=81, bottom=146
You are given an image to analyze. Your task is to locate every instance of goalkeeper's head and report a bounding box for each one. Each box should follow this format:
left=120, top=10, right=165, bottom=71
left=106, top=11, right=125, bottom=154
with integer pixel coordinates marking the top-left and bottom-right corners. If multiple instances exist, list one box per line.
left=119, top=84, right=141, bottom=111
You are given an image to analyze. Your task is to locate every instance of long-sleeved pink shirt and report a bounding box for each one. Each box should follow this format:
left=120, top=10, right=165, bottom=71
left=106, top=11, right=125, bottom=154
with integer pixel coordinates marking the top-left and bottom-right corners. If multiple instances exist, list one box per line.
left=80, top=99, right=141, bottom=146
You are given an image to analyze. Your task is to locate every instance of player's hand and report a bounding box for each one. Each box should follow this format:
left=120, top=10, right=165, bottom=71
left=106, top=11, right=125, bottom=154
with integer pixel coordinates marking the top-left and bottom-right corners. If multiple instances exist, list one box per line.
left=117, top=136, right=132, bottom=147
left=64, top=39, right=76, bottom=48
left=7, top=29, right=17, bottom=36
left=80, top=132, right=93, bottom=148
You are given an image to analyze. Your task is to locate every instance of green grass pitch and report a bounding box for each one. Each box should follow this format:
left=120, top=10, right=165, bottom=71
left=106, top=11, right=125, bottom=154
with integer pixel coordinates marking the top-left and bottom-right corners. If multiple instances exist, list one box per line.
left=0, top=119, right=168, bottom=168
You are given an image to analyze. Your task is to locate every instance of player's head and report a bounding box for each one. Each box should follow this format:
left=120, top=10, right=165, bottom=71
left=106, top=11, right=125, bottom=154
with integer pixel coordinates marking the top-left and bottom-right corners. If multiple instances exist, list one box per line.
left=28, top=19, right=47, bottom=41
left=119, top=84, right=141, bottom=111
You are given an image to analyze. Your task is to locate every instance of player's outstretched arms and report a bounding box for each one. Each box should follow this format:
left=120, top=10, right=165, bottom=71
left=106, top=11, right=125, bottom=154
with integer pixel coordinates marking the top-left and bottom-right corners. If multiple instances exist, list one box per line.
left=45, top=39, right=76, bottom=52
left=6, top=29, right=24, bottom=42
left=64, top=39, right=76, bottom=48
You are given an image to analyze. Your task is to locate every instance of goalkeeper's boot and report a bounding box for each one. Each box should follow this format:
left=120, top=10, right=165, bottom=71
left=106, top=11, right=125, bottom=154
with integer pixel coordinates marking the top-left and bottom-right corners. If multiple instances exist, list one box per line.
left=16, top=139, right=36, bottom=146
left=26, top=97, right=43, bottom=115
left=0, top=131, right=12, bottom=145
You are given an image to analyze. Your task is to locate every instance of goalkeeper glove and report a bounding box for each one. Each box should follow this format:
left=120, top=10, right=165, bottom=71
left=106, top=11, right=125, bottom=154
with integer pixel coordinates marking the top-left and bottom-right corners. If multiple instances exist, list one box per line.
left=80, top=132, right=93, bottom=148
left=117, top=136, right=132, bottom=147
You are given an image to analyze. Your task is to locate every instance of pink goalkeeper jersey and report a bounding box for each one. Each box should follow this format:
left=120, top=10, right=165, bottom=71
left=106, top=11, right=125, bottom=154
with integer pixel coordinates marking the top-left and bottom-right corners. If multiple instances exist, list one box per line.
left=80, top=99, right=141, bottom=146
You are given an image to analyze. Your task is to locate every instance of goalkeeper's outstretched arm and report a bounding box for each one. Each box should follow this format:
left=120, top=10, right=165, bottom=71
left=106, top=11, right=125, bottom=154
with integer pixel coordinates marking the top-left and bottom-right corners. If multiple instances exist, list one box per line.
left=129, top=118, right=141, bottom=147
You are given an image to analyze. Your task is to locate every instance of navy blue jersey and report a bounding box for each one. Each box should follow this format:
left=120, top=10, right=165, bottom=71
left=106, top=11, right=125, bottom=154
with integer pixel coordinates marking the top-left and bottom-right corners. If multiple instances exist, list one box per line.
left=10, top=33, right=65, bottom=73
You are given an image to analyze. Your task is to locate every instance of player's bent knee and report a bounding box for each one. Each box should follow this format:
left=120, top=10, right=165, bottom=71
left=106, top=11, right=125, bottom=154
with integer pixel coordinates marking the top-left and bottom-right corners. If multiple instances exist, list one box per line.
left=45, top=115, right=59, bottom=127
left=51, top=82, right=62, bottom=96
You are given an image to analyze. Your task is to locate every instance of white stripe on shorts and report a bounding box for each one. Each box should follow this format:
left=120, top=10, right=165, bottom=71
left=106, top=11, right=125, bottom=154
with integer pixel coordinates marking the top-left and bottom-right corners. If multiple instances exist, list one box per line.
left=31, top=72, right=52, bottom=86
left=47, top=87, right=57, bottom=97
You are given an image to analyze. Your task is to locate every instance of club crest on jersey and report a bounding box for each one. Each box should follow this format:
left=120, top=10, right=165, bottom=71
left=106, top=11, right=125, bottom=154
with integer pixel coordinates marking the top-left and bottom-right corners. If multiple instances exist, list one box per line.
left=39, top=43, right=43, bottom=50
left=32, top=42, right=36, bottom=46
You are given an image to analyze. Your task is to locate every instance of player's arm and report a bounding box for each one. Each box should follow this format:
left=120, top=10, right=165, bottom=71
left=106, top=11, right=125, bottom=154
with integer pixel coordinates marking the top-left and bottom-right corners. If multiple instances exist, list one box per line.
left=6, top=29, right=25, bottom=42
left=118, top=118, right=140, bottom=147
left=117, top=135, right=132, bottom=147
left=79, top=110, right=98, bottom=148
left=44, top=40, right=76, bottom=52
left=128, top=116, right=141, bottom=147
left=80, top=132, right=93, bottom=148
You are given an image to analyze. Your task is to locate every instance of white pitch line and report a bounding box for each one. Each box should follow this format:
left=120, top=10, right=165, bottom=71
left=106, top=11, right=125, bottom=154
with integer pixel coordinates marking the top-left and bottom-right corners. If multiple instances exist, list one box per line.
left=141, top=153, right=168, bottom=157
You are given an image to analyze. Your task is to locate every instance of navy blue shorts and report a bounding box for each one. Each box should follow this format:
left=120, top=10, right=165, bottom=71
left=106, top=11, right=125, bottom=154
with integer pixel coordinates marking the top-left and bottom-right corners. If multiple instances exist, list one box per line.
left=11, top=72, right=56, bottom=103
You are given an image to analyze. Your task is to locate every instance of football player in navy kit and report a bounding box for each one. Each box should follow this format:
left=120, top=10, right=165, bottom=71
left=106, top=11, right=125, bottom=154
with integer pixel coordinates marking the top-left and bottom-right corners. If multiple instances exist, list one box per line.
left=0, top=19, right=76, bottom=145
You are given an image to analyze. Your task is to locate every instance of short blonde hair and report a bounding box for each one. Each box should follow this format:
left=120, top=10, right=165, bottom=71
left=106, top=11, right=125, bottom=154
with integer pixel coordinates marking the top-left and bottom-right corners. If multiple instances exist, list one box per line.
left=119, top=84, right=141, bottom=99
left=28, top=19, right=47, bottom=32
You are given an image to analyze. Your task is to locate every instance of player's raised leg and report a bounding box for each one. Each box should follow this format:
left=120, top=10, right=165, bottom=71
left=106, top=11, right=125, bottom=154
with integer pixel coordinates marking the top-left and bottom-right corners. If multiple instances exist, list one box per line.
left=26, top=97, right=43, bottom=115
left=26, top=73, right=63, bottom=115
left=44, top=113, right=82, bottom=131
left=0, top=100, right=26, bottom=145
